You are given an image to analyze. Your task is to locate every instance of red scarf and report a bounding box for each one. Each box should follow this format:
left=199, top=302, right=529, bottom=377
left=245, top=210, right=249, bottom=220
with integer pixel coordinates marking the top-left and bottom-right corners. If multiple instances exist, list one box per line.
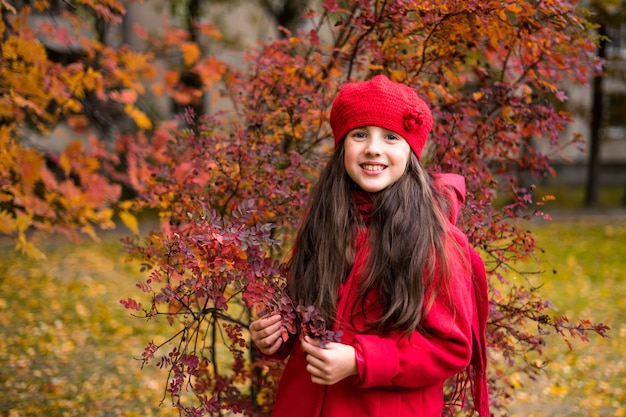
left=352, top=189, right=375, bottom=223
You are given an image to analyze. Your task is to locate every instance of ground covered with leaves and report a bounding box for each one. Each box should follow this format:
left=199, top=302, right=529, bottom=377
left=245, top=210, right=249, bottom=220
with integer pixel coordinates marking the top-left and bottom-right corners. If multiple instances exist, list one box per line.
left=0, top=237, right=178, bottom=417
left=508, top=215, right=626, bottom=417
left=0, top=217, right=624, bottom=416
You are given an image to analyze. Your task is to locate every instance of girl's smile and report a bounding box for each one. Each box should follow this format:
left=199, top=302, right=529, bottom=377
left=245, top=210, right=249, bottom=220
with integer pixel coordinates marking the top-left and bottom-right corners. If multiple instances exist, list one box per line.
left=343, top=126, right=411, bottom=192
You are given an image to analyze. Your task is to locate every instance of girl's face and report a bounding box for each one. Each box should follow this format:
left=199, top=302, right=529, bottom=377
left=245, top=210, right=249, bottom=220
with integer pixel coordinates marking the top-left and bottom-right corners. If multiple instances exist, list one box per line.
left=343, top=126, right=412, bottom=193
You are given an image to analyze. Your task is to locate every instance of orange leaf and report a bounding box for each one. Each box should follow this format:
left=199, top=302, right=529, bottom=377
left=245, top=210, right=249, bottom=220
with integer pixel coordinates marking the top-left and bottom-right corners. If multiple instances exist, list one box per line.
left=181, top=42, right=201, bottom=66
left=109, top=89, right=138, bottom=104
left=197, top=22, right=222, bottom=40
left=164, top=71, right=179, bottom=88
left=132, top=22, right=148, bottom=39
left=18, top=148, right=44, bottom=193
left=67, top=115, right=90, bottom=132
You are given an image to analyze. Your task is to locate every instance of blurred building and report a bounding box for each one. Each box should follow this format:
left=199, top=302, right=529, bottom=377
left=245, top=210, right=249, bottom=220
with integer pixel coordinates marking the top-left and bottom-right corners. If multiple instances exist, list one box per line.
left=548, top=17, right=626, bottom=188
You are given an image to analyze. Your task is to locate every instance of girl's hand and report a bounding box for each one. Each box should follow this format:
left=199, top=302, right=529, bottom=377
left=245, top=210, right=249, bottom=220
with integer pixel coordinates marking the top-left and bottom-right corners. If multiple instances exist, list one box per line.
left=250, top=314, right=284, bottom=355
left=301, top=335, right=357, bottom=385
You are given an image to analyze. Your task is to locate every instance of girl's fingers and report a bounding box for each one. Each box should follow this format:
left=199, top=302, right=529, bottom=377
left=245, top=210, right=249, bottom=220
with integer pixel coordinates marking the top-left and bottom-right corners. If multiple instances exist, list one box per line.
left=256, top=329, right=283, bottom=355
left=306, top=363, right=324, bottom=379
left=302, top=338, right=357, bottom=385
left=303, top=335, right=320, bottom=347
left=250, top=314, right=282, bottom=331
left=263, top=318, right=283, bottom=336
left=250, top=315, right=285, bottom=353
left=301, top=336, right=324, bottom=358
left=250, top=315, right=282, bottom=338
left=266, top=334, right=284, bottom=354
left=302, top=338, right=327, bottom=369
left=306, top=354, right=334, bottom=385
left=264, top=326, right=282, bottom=345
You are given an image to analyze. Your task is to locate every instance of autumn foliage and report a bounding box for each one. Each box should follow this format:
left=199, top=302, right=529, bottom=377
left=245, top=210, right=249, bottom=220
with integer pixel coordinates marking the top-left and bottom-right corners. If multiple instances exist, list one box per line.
left=0, top=0, right=611, bottom=416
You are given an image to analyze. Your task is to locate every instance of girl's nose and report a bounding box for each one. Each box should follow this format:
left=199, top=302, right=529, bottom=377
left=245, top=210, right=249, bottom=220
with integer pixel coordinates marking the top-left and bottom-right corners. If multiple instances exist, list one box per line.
left=364, top=136, right=383, bottom=156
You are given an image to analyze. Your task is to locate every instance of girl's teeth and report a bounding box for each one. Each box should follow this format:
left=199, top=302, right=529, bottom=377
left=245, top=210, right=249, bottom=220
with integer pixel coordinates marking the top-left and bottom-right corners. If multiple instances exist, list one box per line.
left=363, top=165, right=384, bottom=171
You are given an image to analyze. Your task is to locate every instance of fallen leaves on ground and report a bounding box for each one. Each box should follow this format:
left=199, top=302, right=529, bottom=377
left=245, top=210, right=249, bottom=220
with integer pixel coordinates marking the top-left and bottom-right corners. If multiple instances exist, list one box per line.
left=507, top=220, right=626, bottom=417
left=0, top=237, right=178, bottom=417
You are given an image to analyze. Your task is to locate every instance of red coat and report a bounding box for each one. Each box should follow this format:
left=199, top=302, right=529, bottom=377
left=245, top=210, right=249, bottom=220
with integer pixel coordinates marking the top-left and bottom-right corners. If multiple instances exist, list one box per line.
left=270, top=174, right=488, bottom=417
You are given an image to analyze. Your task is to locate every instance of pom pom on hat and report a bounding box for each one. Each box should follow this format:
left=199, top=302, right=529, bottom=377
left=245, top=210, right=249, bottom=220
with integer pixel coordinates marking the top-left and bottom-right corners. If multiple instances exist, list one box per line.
left=330, top=75, right=433, bottom=159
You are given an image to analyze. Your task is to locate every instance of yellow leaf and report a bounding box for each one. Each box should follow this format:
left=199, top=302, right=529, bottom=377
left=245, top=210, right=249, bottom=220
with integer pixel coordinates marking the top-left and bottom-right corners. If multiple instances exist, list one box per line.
left=124, top=104, right=152, bottom=129
left=14, top=213, right=32, bottom=233
left=94, top=208, right=115, bottom=225
left=82, top=66, right=100, bottom=92
left=59, top=152, right=71, bottom=176
left=119, top=200, right=134, bottom=211
left=388, top=70, right=405, bottom=83
left=16, top=232, right=46, bottom=259
left=256, top=387, right=272, bottom=406
left=509, top=372, right=522, bottom=389
left=63, top=98, right=82, bottom=112
left=548, top=383, right=569, bottom=397
left=81, top=224, right=99, bottom=241
left=120, top=210, right=139, bottom=235
left=497, top=9, right=509, bottom=23
left=502, top=106, right=514, bottom=123
left=0, top=209, right=15, bottom=234
left=2, top=36, right=17, bottom=60
left=65, top=71, right=86, bottom=99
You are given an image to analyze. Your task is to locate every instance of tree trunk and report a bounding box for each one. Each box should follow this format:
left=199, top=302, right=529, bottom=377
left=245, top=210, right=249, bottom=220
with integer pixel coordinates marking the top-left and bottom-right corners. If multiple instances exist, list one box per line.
left=260, top=0, right=307, bottom=36
left=585, top=24, right=607, bottom=208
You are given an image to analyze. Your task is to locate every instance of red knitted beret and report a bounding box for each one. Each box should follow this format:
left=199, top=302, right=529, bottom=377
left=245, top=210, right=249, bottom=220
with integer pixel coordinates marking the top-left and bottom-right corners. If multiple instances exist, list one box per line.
left=329, top=75, right=433, bottom=159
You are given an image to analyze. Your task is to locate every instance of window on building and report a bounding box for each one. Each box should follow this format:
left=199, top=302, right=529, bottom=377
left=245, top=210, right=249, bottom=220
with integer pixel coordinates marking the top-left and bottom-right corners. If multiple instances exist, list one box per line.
left=604, top=92, right=626, bottom=141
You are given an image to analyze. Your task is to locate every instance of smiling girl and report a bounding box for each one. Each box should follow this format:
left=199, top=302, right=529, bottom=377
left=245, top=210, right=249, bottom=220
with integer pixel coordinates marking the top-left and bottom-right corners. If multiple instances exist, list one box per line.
left=250, top=75, right=490, bottom=417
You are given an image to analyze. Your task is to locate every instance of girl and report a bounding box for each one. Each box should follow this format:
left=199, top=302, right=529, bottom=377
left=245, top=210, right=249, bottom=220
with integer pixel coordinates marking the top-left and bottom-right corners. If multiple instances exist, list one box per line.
left=250, top=75, right=489, bottom=417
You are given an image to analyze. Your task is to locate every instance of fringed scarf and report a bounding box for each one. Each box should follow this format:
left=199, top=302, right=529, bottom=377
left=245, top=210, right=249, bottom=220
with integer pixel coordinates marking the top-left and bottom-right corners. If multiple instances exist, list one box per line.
left=446, top=246, right=490, bottom=417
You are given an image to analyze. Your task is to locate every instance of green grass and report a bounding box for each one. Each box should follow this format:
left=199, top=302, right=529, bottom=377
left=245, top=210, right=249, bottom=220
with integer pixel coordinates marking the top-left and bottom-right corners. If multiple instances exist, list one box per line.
left=507, top=218, right=626, bottom=417
left=536, top=185, right=625, bottom=210
left=0, top=216, right=624, bottom=416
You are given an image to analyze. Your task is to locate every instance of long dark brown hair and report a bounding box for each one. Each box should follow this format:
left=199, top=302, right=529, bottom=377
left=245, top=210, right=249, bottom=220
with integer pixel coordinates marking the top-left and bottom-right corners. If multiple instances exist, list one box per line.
left=288, top=144, right=458, bottom=336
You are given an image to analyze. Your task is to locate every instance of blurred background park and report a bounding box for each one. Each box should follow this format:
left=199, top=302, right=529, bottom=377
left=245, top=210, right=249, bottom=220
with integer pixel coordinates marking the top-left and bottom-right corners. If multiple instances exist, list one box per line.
left=1, top=0, right=626, bottom=416
left=1, top=210, right=625, bottom=416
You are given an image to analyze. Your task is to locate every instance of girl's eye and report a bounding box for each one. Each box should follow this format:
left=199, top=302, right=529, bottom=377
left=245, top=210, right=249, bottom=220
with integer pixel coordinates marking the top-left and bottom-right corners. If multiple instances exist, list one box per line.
left=386, top=134, right=399, bottom=141
left=351, top=131, right=366, bottom=138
